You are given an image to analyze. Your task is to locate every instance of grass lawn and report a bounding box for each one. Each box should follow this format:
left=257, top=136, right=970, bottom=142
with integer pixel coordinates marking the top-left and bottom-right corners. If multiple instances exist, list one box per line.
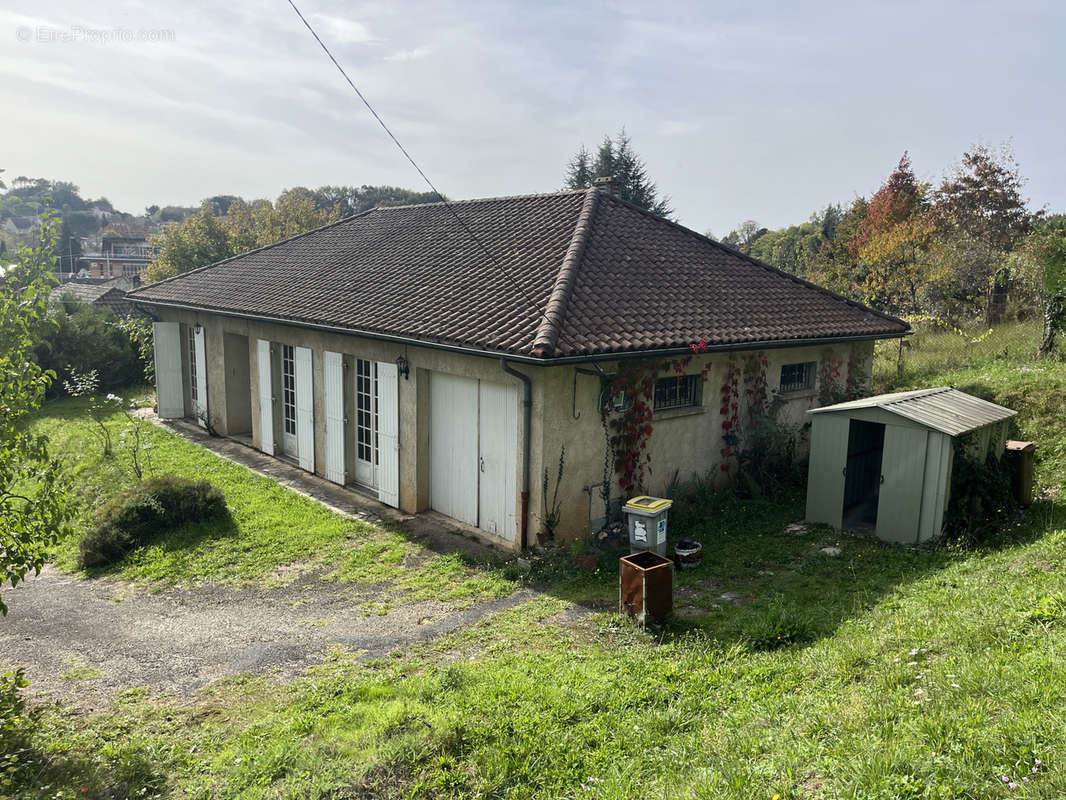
left=31, top=394, right=515, bottom=606
left=6, top=358, right=1066, bottom=799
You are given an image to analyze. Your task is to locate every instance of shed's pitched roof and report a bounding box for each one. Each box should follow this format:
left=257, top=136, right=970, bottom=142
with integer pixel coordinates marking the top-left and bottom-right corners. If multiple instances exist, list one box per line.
left=130, top=187, right=909, bottom=360
left=808, top=387, right=1016, bottom=436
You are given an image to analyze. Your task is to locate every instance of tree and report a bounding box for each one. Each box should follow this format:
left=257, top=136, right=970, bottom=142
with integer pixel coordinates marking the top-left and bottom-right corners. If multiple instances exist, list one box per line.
left=850, top=153, right=932, bottom=315
left=720, top=220, right=767, bottom=251
left=144, top=203, right=232, bottom=283
left=1026, top=215, right=1066, bottom=354
left=564, top=130, right=673, bottom=218
left=932, top=144, right=1034, bottom=322
left=312, top=185, right=440, bottom=218
left=0, top=212, right=73, bottom=614
left=934, top=143, right=1032, bottom=251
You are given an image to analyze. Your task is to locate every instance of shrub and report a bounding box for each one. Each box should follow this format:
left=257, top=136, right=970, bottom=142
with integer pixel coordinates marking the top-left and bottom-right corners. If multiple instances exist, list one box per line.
left=943, top=440, right=1017, bottom=545
left=35, top=297, right=145, bottom=395
left=78, top=475, right=227, bottom=568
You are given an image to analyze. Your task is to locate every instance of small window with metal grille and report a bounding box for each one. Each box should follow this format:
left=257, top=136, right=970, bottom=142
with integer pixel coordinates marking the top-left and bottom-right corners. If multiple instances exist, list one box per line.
left=779, top=361, right=816, bottom=394
left=653, top=374, right=701, bottom=412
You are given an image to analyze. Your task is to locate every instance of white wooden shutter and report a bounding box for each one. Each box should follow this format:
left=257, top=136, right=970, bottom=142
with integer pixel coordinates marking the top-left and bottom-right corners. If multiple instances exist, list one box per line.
left=295, top=346, right=315, bottom=472
left=323, top=351, right=345, bottom=485
left=152, top=322, right=184, bottom=419
left=257, top=339, right=274, bottom=455
left=376, top=361, right=399, bottom=507
left=193, top=325, right=208, bottom=427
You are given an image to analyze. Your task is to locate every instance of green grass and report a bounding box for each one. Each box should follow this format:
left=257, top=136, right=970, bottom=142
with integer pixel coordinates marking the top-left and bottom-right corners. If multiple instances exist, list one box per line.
left=30, top=395, right=514, bottom=603
left=874, top=319, right=1045, bottom=392
left=7, top=360, right=1066, bottom=799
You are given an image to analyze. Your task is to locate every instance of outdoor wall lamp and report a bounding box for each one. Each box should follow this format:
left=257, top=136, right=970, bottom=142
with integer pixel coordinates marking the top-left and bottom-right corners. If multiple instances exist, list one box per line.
left=194, top=323, right=203, bottom=334
left=396, top=354, right=410, bottom=380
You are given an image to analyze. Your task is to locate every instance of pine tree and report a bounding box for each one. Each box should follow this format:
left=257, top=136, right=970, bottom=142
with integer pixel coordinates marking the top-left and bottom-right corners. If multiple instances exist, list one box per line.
left=564, top=130, right=673, bottom=218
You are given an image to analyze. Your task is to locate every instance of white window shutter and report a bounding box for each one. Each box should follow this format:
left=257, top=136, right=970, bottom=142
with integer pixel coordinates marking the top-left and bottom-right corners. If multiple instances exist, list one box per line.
left=257, top=339, right=274, bottom=455
left=323, top=351, right=345, bottom=485
left=376, top=361, right=399, bottom=507
left=295, top=346, right=315, bottom=472
left=193, top=325, right=208, bottom=427
left=153, top=322, right=183, bottom=419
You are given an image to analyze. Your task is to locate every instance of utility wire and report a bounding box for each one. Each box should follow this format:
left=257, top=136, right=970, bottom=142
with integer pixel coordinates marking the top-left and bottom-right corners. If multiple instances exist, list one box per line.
left=285, top=0, right=580, bottom=354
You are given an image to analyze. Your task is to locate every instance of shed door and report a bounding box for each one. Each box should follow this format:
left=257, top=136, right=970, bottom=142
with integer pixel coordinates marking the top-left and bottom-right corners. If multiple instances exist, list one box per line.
left=323, top=351, right=345, bottom=485
left=477, top=381, right=518, bottom=541
left=256, top=339, right=274, bottom=455
left=805, top=414, right=849, bottom=529
left=153, top=322, right=184, bottom=419
left=193, top=325, right=208, bottom=427
left=875, top=425, right=929, bottom=544
left=430, top=372, right=479, bottom=526
left=376, top=361, right=400, bottom=508
left=294, top=346, right=315, bottom=472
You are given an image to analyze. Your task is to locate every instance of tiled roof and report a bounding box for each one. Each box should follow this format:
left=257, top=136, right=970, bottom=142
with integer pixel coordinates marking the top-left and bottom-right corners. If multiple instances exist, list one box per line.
left=130, top=187, right=908, bottom=359
left=54, top=281, right=136, bottom=318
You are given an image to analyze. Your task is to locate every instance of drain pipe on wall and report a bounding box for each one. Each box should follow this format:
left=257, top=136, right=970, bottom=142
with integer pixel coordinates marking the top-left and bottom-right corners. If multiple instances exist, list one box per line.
left=500, top=359, right=532, bottom=550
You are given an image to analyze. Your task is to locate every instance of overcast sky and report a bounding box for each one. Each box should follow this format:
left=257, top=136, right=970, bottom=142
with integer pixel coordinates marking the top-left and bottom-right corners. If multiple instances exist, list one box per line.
left=3, top=1, right=1064, bottom=235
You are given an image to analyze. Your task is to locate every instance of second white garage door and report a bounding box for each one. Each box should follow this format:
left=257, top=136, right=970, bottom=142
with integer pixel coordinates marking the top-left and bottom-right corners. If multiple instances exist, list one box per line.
left=429, top=372, right=517, bottom=541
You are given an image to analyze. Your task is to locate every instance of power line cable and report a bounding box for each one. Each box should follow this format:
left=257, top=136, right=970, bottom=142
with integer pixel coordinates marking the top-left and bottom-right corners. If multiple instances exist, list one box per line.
left=285, top=0, right=582, bottom=354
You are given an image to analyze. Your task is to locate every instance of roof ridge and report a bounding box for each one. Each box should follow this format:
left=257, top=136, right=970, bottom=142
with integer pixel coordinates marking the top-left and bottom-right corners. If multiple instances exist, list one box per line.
left=597, top=194, right=910, bottom=333
left=128, top=207, right=379, bottom=296
left=366, top=187, right=588, bottom=213
left=531, top=187, right=600, bottom=357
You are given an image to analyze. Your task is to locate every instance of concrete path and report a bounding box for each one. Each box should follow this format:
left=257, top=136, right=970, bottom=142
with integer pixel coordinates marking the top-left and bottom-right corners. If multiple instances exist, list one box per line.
left=1, top=566, right=532, bottom=710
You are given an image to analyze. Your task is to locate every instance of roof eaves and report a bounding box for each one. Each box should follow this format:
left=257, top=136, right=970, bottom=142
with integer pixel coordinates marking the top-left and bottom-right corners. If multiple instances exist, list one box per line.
left=531, top=186, right=600, bottom=357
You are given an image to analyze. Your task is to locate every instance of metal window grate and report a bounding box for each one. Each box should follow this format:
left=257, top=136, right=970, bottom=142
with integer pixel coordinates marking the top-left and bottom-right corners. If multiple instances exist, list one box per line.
left=780, top=361, right=815, bottom=393
left=653, top=374, right=701, bottom=411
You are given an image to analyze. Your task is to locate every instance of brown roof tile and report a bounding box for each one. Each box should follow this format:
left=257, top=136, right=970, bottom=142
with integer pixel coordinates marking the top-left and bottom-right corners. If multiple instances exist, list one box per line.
left=130, top=187, right=908, bottom=359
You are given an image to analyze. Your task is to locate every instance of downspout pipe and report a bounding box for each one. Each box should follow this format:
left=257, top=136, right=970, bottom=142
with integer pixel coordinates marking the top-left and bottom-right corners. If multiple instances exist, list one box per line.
left=500, top=359, right=532, bottom=550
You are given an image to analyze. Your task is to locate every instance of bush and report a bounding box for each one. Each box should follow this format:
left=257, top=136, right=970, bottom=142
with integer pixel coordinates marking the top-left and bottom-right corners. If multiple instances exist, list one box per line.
left=35, top=296, right=145, bottom=395
left=943, top=441, right=1018, bottom=545
left=78, top=476, right=227, bottom=568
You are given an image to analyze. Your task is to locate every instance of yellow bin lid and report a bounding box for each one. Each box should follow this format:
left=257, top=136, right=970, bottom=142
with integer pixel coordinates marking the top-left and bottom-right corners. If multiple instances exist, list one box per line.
left=624, top=495, right=673, bottom=512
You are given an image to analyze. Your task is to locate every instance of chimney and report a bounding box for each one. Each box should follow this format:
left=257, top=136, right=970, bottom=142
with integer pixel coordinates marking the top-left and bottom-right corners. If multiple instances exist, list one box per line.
left=592, top=175, right=620, bottom=198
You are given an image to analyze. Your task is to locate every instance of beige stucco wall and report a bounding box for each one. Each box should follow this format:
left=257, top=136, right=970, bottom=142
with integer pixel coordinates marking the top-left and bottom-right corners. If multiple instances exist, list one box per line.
left=152, top=305, right=878, bottom=549
left=532, top=340, right=876, bottom=543
left=151, top=308, right=541, bottom=552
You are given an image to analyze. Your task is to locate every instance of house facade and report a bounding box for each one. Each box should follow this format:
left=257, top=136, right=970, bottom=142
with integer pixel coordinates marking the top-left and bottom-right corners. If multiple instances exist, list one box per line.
left=131, top=185, right=907, bottom=550
left=81, top=236, right=152, bottom=280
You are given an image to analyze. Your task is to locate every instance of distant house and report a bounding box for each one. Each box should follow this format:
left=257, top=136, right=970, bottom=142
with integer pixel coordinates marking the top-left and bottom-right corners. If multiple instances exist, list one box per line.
left=80, top=236, right=152, bottom=280
left=54, top=278, right=137, bottom=318
left=130, top=184, right=909, bottom=550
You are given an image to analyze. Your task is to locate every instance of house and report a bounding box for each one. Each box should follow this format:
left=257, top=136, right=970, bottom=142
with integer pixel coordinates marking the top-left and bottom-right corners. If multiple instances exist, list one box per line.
left=80, top=236, right=152, bottom=280
left=128, top=183, right=909, bottom=550
left=53, top=277, right=137, bottom=318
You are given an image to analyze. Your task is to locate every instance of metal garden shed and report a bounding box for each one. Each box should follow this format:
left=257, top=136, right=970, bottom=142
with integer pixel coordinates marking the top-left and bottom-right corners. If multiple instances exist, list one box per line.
left=805, top=388, right=1016, bottom=544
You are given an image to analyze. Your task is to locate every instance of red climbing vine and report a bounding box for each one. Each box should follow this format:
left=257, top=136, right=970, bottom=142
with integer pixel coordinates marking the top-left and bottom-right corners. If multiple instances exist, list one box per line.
left=601, top=340, right=710, bottom=496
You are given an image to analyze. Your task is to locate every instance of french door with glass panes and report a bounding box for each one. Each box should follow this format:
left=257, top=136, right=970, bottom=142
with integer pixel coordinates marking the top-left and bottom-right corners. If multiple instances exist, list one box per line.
left=281, top=344, right=298, bottom=455
left=354, top=358, right=378, bottom=488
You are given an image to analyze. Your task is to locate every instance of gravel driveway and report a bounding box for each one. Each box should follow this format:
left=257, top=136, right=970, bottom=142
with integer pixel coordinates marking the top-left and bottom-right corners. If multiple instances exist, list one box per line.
left=0, top=566, right=531, bottom=710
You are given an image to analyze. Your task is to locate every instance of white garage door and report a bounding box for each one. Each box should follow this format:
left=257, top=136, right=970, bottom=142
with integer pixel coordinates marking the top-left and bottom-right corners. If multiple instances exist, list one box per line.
left=429, top=372, right=517, bottom=540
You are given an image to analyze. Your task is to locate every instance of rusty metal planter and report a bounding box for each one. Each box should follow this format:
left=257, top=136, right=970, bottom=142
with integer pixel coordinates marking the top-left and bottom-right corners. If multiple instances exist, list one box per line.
left=619, top=550, right=673, bottom=627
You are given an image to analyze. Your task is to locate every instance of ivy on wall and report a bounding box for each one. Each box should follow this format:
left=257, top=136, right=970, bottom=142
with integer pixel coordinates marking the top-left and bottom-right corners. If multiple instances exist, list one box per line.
left=600, top=340, right=710, bottom=498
